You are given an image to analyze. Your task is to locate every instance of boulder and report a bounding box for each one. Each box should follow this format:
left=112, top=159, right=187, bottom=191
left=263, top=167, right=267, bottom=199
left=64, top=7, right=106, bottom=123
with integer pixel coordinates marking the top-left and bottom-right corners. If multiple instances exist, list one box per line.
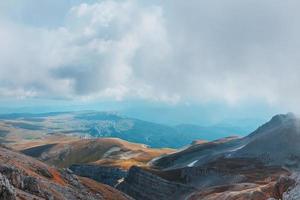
left=273, top=176, right=295, bottom=199
left=0, top=173, right=16, bottom=200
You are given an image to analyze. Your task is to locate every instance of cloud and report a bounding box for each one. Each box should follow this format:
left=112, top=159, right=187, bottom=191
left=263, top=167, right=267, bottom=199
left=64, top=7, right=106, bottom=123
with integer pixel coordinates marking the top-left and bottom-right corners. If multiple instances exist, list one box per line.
left=159, top=0, right=300, bottom=106
left=0, top=0, right=170, bottom=101
left=1, top=0, right=300, bottom=109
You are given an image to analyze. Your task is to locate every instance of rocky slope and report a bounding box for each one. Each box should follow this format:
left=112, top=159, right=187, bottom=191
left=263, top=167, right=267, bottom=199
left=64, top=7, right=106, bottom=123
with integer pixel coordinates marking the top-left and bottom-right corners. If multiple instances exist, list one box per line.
left=119, top=159, right=290, bottom=200
left=0, top=145, right=132, bottom=200
left=281, top=172, right=300, bottom=199
left=232, top=113, right=300, bottom=167
left=70, top=164, right=127, bottom=187
left=117, top=166, right=195, bottom=200
left=152, top=113, right=300, bottom=170
left=119, top=113, right=300, bottom=200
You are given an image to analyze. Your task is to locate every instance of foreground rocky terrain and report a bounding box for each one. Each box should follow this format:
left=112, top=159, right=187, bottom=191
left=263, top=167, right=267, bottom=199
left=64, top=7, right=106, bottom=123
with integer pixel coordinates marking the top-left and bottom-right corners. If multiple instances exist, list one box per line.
left=0, top=145, right=132, bottom=200
left=281, top=172, right=300, bottom=200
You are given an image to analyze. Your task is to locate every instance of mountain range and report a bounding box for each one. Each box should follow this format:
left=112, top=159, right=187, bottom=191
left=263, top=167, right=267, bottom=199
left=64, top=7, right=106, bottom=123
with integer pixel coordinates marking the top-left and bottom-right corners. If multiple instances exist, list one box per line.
left=0, top=111, right=247, bottom=148
left=1, top=112, right=300, bottom=199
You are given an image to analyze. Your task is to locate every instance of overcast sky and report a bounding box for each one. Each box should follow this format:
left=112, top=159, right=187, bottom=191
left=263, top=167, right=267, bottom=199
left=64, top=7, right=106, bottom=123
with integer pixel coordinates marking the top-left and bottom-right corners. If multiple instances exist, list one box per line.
left=0, top=0, right=299, bottom=120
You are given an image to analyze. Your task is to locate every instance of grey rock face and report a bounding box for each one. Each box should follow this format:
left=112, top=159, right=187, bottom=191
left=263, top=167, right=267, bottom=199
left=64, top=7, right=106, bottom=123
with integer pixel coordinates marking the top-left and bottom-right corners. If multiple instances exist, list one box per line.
left=0, top=173, right=16, bottom=200
left=23, top=176, right=40, bottom=195
left=283, top=173, right=300, bottom=200
left=35, top=166, right=53, bottom=179
left=70, top=164, right=127, bottom=187
left=117, top=166, right=195, bottom=200
left=0, top=164, right=50, bottom=199
left=0, top=164, right=92, bottom=200
left=273, top=176, right=295, bottom=199
left=0, top=165, right=24, bottom=189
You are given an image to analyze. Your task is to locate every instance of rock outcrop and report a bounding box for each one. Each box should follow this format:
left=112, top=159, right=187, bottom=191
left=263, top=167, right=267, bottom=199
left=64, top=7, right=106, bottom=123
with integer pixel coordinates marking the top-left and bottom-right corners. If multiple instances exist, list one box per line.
left=117, top=166, right=195, bottom=200
left=273, top=176, right=296, bottom=199
left=281, top=172, right=300, bottom=200
left=0, top=146, right=133, bottom=200
left=0, top=173, right=16, bottom=200
left=70, top=164, right=127, bottom=187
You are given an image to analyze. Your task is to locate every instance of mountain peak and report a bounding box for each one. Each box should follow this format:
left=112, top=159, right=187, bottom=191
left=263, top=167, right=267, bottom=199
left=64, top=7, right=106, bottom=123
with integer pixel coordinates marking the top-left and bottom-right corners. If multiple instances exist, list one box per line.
left=248, top=112, right=298, bottom=138
left=269, top=112, right=296, bottom=124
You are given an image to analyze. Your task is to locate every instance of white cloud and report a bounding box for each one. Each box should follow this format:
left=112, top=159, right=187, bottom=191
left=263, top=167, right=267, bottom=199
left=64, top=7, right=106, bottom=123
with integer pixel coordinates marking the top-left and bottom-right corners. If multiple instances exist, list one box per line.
left=0, top=0, right=171, bottom=102
left=1, top=0, right=300, bottom=109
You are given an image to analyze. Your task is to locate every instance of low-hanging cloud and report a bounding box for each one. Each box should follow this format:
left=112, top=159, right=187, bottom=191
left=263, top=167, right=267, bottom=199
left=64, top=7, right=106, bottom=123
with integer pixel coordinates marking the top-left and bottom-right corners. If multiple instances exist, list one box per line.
left=1, top=0, right=300, bottom=109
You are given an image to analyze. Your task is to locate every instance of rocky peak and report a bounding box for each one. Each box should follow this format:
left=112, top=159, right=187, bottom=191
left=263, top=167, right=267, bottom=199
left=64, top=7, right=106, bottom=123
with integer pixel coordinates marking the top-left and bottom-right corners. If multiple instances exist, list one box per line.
left=248, top=113, right=298, bottom=138
left=269, top=113, right=297, bottom=125
left=0, top=146, right=133, bottom=200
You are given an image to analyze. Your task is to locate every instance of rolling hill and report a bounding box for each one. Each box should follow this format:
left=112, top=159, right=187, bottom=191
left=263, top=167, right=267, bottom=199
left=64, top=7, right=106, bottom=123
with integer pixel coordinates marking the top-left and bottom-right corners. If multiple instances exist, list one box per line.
left=21, top=138, right=174, bottom=169
left=19, top=137, right=174, bottom=187
left=0, top=111, right=247, bottom=148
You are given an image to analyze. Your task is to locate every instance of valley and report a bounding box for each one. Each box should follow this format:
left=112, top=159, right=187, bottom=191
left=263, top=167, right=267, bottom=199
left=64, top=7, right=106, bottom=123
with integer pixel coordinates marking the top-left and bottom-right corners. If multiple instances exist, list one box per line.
left=0, top=111, right=247, bottom=148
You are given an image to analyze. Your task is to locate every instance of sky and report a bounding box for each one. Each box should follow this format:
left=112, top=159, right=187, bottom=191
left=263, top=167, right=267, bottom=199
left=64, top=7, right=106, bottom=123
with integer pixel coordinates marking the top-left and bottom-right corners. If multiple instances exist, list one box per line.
left=0, top=0, right=298, bottom=127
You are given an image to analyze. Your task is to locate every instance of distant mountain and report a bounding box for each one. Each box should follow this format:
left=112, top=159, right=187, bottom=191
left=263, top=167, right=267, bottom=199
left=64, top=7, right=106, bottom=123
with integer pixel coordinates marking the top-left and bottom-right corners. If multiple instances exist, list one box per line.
left=0, top=111, right=247, bottom=148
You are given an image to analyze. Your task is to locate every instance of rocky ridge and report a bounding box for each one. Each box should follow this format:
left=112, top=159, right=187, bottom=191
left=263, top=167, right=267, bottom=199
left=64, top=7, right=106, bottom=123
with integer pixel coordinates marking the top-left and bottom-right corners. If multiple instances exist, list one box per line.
left=0, top=146, right=132, bottom=200
left=70, top=164, right=127, bottom=187
left=117, top=166, right=195, bottom=200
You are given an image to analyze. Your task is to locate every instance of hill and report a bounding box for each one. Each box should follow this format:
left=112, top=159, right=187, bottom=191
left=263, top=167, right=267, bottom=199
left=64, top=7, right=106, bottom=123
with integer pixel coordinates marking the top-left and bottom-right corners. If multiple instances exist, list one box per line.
left=0, top=111, right=247, bottom=148
left=0, top=145, right=132, bottom=200
left=21, top=137, right=174, bottom=169
left=20, top=137, right=174, bottom=187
